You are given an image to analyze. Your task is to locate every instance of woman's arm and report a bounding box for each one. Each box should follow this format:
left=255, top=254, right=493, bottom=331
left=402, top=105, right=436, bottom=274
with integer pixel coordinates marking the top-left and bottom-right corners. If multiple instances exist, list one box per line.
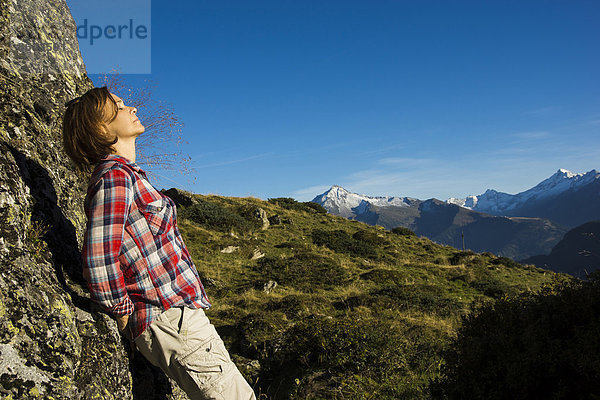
left=82, top=167, right=135, bottom=320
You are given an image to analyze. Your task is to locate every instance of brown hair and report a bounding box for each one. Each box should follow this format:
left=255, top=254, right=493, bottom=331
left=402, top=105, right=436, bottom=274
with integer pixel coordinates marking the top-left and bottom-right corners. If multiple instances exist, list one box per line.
left=62, top=86, right=119, bottom=173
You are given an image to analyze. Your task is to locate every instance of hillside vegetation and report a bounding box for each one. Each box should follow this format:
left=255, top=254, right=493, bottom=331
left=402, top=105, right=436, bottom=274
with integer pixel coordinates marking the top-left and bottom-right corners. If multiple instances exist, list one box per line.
left=172, top=192, right=565, bottom=399
left=431, top=273, right=600, bottom=399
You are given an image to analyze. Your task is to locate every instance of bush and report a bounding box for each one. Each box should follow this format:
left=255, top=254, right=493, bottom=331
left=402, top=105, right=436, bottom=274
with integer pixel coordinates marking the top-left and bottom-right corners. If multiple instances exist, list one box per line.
left=431, top=275, right=600, bottom=399
left=359, top=268, right=409, bottom=286
left=391, top=226, right=416, bottom=237
left=311, top=229, right=378, bottom=259
left=491, top=256, right=522, bottom=269
left=236, top=312, right=289, bottom=359
left=303, top=201, right=328, bottom=214
left=340, top=284, right=462, bottom=316
left=468, top=277, right=512, bottom=299
left=277, top=317, right=406, bottom=373
left=449, top=251, right=478, bottom=266
left=268, top=197, right=327, bottom=214
left=179, top=199, right=258, bottom=233
left=254, top=253, right=349, bottom=291
left=265, top=294, right=332, bottom=318
left=352, top=229, right=389, bottom=246
left=260, top=316, right=447, bottom=399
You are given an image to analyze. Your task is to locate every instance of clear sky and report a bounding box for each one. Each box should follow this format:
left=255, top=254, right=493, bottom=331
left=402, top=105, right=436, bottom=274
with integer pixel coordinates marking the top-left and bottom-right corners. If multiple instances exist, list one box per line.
left=66, top=0, right=600, bottom=202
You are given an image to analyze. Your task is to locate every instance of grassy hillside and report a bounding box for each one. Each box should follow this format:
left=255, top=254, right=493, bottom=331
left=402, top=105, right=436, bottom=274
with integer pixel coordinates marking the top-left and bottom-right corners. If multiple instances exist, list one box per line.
left=172, top=192, right=566, bottom=399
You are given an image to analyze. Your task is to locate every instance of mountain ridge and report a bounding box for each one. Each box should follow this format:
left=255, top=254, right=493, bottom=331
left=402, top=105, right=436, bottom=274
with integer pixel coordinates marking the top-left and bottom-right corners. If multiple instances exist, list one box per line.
left=310, top=169, right=600, bottom=262
left=522, top=220, right=600, bottom=278
left=446, top=168, right=600, bottom=227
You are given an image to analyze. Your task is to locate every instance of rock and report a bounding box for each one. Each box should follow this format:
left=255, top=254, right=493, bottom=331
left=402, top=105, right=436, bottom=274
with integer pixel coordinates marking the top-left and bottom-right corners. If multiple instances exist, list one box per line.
left=0, top=343, right=51, bottom=387
left=230, top=354, right=261, bottom=387
left=251, top=248, right=265, bottom=260
left=74, top=307, right=94, bottom=323
left=220, top=245, right=239, bottom=253
left=162, top=188, right=199, bottom=207
left=263, top=280, right=278, bottom=294
left=255, top=208, right=270, bottom=230
left=268, top=214, right=282, bottom=225
left=203, top=278, right=224, bottom=289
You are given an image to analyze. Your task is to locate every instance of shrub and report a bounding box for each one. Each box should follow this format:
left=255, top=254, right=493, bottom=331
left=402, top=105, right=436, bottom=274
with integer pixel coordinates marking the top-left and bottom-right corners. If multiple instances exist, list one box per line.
left=267, top=197, right=327, bottom=214
left=340, top=284, right=462, bottom=316
left=254, top=253, right=349, bottom=291
left=303, top=201, right=328, bottom=214
left=431, top=275, right=600, bottom=399
left=490, top=256, right=522, bottom=269
left=468, top=278, right=512, bottom=299
left=467, top=266, right=516, bottom=299
left=359, top=268, right=409, bottom=286
left=311, top=229, right=378, bottom=259
left=236, top=312, right=289, bottom=359
left=265, top=294, right=332, bottom=318
left=260, top=316, right=447, bottom=399
left=276, top=316, right=406, bottom=373
left=352, top=229, right=389, bottom=246
left=391, top=226, right=416, bottom=237
left=449, top=251, right=478, bottom=266
left=179, top=199, right=258, bottom=233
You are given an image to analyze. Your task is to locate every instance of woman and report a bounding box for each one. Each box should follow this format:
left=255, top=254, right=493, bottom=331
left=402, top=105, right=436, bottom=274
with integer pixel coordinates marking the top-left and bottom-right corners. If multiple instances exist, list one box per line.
left=62, top=86, right=256, bottom=400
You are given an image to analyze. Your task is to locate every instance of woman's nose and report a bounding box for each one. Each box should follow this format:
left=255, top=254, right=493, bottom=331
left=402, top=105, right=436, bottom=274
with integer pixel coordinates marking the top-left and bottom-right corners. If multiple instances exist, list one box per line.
left=131, top=107, right=137, bottom=114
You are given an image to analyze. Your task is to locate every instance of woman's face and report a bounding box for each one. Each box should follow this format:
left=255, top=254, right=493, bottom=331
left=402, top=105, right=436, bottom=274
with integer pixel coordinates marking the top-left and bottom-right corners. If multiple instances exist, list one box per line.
left=103, top=93, right=145, bottom=141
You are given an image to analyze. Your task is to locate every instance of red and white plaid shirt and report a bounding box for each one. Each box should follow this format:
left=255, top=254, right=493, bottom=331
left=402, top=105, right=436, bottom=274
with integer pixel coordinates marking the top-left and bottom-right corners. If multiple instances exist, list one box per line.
left=82, top=154, right=211, bottom=338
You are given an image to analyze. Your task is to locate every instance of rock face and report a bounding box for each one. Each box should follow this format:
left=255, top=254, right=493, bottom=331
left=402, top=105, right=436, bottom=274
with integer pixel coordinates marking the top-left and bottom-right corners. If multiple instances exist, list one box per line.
left=0, top=0, right=186, bottom=398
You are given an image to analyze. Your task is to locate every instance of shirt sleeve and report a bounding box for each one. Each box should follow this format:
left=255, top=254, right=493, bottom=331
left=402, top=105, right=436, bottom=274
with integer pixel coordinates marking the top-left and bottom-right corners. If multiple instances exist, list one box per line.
left=82, top=167, right=134, bottom=317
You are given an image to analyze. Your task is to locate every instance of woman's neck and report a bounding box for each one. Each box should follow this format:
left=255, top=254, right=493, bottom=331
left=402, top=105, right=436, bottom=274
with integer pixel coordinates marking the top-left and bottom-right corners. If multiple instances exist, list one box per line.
left=111, top=138, right=136, bottom=163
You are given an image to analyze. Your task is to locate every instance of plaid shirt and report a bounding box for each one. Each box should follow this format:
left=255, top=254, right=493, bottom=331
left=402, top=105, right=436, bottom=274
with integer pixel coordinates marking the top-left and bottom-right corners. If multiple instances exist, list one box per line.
left=82, top=154, right=211, bottom=339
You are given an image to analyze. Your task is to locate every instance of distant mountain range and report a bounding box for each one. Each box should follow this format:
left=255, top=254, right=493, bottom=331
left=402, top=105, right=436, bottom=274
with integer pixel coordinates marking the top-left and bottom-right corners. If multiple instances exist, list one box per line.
left=447, top=169, right=600, bottom=228
left=311, top=169, right=599, bottom=261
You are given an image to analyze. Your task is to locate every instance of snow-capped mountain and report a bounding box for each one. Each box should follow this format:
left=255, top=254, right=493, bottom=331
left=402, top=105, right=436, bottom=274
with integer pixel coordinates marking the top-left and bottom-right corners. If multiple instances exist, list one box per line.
left=446, top=169, right=600, bottom=227
left=311, top=169, right=600, bottom=260
left=312, top=185, right=418, bottom=218
left=311, top=185, right=566, bottom=260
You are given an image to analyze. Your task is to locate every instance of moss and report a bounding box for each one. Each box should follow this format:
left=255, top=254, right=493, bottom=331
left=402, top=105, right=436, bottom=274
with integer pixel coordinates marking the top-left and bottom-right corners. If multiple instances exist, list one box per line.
left=50, top=299, right=74, bottom=320
left=6, top=319, right=20, bottom=336
left=28, top=386, right=41, bottom=397
left=0, top=296, right=6, bottom=318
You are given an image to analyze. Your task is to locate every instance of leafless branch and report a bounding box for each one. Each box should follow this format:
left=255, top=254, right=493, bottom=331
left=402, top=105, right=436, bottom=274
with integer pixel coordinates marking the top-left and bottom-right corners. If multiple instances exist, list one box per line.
left=97, top=68, right=196, bottom=181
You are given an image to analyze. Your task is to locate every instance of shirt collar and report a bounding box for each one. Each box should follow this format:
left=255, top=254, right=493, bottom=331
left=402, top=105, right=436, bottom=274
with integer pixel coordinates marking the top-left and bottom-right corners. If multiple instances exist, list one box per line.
left=101, top=154, right=145, bottom=174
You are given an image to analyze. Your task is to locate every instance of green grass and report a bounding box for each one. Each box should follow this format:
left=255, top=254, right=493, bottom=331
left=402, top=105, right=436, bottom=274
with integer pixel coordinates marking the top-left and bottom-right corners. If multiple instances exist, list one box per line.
left=175, top=193, right=565, bottom=399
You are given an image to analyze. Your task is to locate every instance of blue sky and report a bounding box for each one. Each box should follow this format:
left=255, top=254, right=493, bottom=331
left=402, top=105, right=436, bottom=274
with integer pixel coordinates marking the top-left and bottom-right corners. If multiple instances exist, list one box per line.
left=66, top=0, right=600, bottom=202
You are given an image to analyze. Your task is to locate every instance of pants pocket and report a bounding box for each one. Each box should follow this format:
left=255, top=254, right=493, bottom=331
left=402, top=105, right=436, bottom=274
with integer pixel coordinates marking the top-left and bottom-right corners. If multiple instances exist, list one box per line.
left=174, top=334, right=233, bottom=392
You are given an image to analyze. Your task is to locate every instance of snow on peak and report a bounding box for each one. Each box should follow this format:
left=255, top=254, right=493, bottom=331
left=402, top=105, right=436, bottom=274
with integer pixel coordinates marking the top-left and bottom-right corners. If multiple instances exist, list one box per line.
left=557, top=168, right=576, bottom=177
left=446, top=169, right=599, bottom=214
left=312, top=185, right=413, bottom=217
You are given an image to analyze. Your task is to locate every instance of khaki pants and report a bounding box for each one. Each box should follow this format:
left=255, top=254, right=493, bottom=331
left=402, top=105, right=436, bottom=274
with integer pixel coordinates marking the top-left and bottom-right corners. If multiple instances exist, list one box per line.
left=134, top=307, right=256, bottom=400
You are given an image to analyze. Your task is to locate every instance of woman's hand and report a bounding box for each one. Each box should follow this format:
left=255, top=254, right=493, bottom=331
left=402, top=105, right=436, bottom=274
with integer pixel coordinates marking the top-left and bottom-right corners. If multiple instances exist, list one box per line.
left=116, top=314, right=136, bottom=358
left=116, top=314, right=130, bottom=333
